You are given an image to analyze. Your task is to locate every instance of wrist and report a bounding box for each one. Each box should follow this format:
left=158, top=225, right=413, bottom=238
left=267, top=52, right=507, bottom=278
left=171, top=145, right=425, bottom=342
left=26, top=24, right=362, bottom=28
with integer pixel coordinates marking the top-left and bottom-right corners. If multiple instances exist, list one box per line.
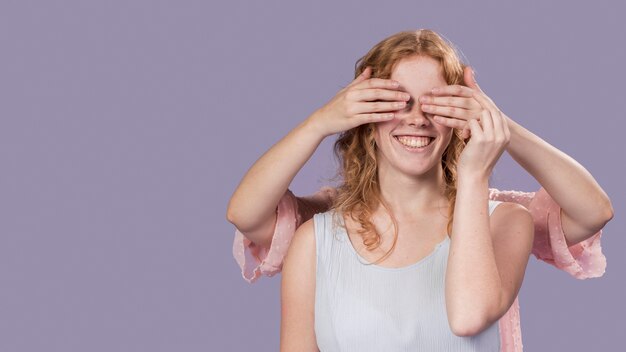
left=504, top=113, right=522, bottom=151
left=457, top=171, right=490, bottom=188
left=302, top=110, right=331, bottom=140
left=301, top=112, right=329, bottom=141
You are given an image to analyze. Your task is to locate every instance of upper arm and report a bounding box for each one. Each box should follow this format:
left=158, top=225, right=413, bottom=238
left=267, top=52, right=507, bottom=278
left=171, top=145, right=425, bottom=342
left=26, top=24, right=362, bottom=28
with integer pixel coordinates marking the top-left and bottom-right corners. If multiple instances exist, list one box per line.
left=236, top=213, right=279, bottom=249
left=280, top=218, right=319, bottom=351
left=236, top=187, right=334, bottom=249
left=232, top=187, right=336, bottom=284
left=490, top=202, right=535, bottom=321
left=559, top=206, right=612, bottom=247
left=231, top=188, right=299, bottom=249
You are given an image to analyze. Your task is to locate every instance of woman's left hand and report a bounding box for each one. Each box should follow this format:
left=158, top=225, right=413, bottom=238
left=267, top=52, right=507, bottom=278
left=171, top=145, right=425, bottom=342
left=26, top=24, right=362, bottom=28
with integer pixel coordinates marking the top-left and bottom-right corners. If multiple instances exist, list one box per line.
left=421, top=67, right=510, bottom=178
left=456, top=89, right=511, bottom=179
left=420, top=66, right=503, bottom=140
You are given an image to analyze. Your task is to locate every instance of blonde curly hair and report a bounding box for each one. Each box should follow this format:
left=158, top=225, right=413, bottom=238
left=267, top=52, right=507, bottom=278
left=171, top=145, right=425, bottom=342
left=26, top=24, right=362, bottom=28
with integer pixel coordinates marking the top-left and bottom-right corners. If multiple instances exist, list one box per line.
left=330, top=29, right=469, bottom=265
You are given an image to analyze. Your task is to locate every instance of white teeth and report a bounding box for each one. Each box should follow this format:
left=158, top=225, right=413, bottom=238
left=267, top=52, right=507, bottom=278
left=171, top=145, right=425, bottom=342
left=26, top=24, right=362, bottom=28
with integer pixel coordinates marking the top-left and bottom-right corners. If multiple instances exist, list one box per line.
left=396, top=136, right=432, bottom=148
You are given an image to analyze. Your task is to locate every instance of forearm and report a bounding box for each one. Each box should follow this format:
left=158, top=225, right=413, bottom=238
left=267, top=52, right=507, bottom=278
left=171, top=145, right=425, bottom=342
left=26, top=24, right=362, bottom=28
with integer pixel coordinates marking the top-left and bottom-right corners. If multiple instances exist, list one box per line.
left=446, top=176, right=502, bottom=335
left=227, top=113, right=325, bottom=237
left=506, top=116, right=613, bottom=245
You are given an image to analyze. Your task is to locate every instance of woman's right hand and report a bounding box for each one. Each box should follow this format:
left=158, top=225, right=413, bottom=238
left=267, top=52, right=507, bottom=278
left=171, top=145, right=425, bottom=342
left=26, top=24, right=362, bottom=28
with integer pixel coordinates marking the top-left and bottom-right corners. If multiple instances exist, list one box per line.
left=306, top=66, right=411, bottom=138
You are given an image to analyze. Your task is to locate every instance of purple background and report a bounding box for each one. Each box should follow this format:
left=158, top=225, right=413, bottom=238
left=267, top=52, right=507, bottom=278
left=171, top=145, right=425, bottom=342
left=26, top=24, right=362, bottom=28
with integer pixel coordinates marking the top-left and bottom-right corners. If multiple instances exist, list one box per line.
left=1, top=0, right=623, bottom=351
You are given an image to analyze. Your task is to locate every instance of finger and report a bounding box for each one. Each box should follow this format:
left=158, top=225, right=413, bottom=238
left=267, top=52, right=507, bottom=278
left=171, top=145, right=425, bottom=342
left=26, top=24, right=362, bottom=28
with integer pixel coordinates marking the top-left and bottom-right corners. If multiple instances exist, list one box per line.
left=347, top=66, right=372, bottom=88
left=433, top=115, right=468, bottom=130
left=421, top=102, right=473, bottom=121
left=356, top=87, right=411, bottom=103
left=461, top=126, right=471, bottom=139
left=479, top=106, right=494, bottom=139
left=352, top=100, right=407, bottom=115
left=471, top=89, right=499, bottom=118
left=490, top=109, right=504, bottom=142
left=464, top=66, right=483, bottom=93
left=483, top=97, right=506, bottom=142
left=467, top=118, right=483, bottom=139
left=495, top=110, right=510, bottom=142
left=430, top=84, right=474, bottom=97
left=468, top=72, right=498, bottom=107
left=355, top=112, right=396, bottom=125
left=420, top=95, right=480, bottom=111
left=471, top=91, right=502, bottom=141
left=490, top=113, right=508, bottom=161
left=353, top=77, right=402, bottom=92
left=471, top=68, right=486, bottom=97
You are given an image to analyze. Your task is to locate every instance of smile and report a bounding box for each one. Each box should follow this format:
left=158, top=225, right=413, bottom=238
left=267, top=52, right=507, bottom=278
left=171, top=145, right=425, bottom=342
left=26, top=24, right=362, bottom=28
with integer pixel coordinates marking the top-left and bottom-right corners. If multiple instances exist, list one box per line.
left=393, top=135, right=435, bottom=152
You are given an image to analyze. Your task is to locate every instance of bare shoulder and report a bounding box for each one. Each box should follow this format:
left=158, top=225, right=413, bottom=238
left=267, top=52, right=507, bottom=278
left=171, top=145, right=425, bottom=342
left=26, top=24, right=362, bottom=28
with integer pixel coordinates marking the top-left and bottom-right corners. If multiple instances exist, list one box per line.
left=490, top=201, right=534, bottom=244
left=282, top=217, right=317, bottom=287
left=280, top=217, right=317, bottom=349
left=285, top=217, right=316, bottom=264
left=488, top=202, right=535, bottom=322
left=492, top=201, right=533, bottom=224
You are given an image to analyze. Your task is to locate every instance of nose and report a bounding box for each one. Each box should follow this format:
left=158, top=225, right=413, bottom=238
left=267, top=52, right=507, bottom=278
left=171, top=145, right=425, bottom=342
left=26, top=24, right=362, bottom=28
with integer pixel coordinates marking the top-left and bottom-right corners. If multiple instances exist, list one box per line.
left=401, top=102, right=431, bottom=128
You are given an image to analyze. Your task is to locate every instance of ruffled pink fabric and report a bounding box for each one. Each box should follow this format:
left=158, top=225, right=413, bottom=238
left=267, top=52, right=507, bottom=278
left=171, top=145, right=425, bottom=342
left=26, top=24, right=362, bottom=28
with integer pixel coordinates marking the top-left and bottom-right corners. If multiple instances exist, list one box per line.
left=232, top=189, right=300, bottom=282
left=489, top=187, right=606, bottom=279
left=232, top=186, right=607, bottom=351
left=232, top=186, right=337, bottom=283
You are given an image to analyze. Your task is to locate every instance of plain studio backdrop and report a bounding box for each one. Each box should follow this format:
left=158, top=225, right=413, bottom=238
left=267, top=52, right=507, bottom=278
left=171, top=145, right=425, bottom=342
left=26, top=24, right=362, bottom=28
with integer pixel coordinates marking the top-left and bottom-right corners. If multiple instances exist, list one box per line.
left=0, top=0, right=623, bottom=351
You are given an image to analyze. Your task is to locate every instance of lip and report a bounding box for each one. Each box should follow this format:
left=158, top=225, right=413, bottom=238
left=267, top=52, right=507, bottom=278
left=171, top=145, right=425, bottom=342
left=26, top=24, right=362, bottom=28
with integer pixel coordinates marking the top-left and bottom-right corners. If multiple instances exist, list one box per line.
left=393, top=133, right=436, bottom=138
left=393, top=135, right=436, bottom=153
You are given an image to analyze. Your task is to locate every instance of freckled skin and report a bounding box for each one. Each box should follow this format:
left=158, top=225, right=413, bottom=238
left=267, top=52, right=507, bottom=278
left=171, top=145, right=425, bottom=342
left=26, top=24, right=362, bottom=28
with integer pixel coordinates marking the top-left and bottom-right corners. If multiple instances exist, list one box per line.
left=374, top=56, right=453, bottom=178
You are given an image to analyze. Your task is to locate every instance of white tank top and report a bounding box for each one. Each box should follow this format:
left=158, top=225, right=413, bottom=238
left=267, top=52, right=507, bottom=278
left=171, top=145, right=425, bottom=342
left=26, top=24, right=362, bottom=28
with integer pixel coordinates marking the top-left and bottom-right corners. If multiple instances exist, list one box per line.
left=314, top=200, right=503, bottom=351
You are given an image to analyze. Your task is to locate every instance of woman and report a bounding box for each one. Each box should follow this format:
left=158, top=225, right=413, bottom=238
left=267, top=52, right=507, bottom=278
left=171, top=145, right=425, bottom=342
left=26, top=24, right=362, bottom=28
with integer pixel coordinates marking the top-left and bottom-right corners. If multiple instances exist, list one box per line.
left=227, top=30, right=612, bottom=350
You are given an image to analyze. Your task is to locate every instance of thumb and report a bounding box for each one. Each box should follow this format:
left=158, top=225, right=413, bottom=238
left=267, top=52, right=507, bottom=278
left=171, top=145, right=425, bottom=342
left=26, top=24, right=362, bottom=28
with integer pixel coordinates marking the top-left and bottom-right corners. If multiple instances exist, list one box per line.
left=465, top=66, right=482, bottom=92
left=461, top=126, right=471, bottom=140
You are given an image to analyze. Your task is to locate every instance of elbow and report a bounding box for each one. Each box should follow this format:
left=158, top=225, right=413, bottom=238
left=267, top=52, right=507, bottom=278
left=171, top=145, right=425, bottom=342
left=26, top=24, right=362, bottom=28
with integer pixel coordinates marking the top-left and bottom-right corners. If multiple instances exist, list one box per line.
left=226, top=201, right=249, bottom=229
left=449, top=291, right=509, bottom=337
left=226, top=206, right=239, bottom=225
left=226, top=194, right=254, bottom=228
left=589, top=198, right=614, bottom=233
left=448, top=300, right=500, bottom=337
left=603, top=198, right=615, bottom=224
left=227, top=206, right=275, bottom=249
left=226, top=197, right=239, bottom=224
left=226, top=209, right=246, bottom=230
left=576, top=197, right=614, bottom=238
left=449, top=316, right=489, bottom=337
left=597, top=192, right=614, bottom=226
left=226, top=197, right=273, bottom=232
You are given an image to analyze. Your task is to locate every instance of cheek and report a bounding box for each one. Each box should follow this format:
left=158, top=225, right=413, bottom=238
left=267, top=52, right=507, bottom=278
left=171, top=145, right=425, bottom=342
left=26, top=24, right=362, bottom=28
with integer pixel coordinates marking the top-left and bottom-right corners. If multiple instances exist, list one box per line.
left=373, top=122, right=393, bottom=145
left=376, top=119, right=395, bottom=130
left=441, top=130, right=455, bottom=149
left=438, top=125, right=453, bottom=139
left=374, top=131, right=385, bottom=150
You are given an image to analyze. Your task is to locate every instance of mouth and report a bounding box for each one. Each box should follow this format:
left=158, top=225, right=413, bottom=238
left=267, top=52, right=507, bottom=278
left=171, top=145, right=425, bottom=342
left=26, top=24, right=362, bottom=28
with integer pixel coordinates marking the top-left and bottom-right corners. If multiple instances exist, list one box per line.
left=393, top=135, right=435, bottom=151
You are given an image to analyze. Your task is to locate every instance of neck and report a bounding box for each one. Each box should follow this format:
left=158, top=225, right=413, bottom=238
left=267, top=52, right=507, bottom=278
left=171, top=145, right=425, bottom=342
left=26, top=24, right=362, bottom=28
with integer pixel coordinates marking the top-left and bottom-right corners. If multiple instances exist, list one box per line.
left=376, top=163, right=448, bottom=218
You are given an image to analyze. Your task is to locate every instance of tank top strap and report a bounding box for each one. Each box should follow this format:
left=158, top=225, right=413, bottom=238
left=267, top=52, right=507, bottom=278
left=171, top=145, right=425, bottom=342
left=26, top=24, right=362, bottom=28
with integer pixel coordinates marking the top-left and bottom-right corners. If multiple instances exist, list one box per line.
left=313, top=211, right=339, bottom=266
left=488, top=199, right=503, bottom=216
left=312, top=212, right=326, bottom=261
